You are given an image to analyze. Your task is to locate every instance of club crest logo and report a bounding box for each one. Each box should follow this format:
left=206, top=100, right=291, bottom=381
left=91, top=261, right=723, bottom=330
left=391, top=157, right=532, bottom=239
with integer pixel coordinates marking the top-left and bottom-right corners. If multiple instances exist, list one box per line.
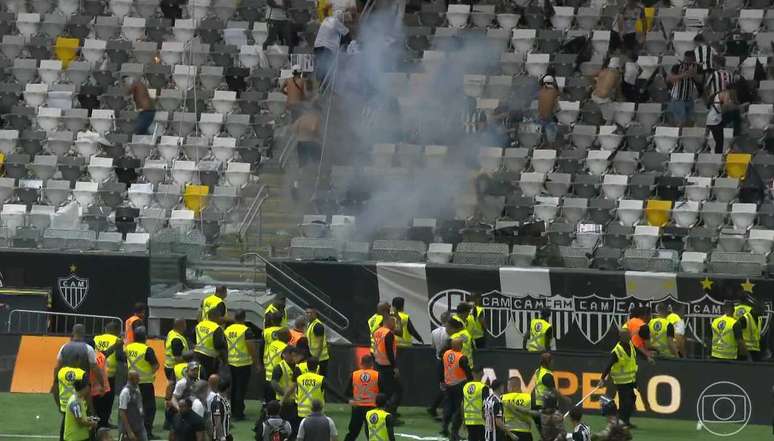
left=57, top=264, right=89, bottom=310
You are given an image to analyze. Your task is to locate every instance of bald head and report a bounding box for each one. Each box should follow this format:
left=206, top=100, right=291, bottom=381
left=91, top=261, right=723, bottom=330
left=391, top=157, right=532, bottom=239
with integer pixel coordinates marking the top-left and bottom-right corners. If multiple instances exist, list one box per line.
left=127, top=370, right=140, bottom=385
left=540, top=352, right=552, bottom=368
left=72, top=324, right=85, bottom=341
left=173, top=318, right=186, bottom=332
left=376, top=303, right=390, bottom=316
left=208, top=374, right=220, bottom=391
left=294, top=316, right=308, bottom=331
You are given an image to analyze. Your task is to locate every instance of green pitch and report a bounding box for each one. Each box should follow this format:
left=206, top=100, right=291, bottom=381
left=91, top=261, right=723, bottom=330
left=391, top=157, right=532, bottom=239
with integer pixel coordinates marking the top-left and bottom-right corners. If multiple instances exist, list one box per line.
left=0, top=393, right=767, bottom=440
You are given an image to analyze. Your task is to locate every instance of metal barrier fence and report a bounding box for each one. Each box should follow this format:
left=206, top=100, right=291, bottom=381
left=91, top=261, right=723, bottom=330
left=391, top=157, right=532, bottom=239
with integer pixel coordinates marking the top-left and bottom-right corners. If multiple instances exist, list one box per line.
left=7, top=309, right=123, bottom=336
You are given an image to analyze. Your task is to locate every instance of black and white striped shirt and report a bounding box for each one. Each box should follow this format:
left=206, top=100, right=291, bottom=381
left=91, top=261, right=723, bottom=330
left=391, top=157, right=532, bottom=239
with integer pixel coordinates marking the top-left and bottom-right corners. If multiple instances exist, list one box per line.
left=484, top=393, right=503, bottom=441
left=670, top=62, right=699, bottom=101
left=705, top=69, right=734, bottom=99
left=695, top=44, right=716, bottom=72
left=566, top=423, right=591, bottom=441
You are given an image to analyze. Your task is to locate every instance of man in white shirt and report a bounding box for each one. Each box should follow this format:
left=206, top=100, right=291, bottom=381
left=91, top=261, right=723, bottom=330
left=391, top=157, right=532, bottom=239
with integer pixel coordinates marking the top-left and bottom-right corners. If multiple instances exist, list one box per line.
left=427, top=312, right=451, bottom=420
left=314, top=8, right=351, bottom=84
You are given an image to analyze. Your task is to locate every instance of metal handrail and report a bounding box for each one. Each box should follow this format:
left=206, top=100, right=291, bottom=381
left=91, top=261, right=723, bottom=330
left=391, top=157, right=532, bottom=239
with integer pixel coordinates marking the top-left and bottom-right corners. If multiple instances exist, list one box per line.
left=241, top=252, right=350, bottom=332
left=7, top=309, right=123, bottom=336
left=238, top=184, right=267, bottom=240
left=278, top=130, right=297, bottom=170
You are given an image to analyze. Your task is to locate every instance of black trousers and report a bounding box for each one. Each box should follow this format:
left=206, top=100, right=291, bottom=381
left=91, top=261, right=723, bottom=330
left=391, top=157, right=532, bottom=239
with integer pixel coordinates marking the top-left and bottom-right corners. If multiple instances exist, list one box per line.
left=429, top=359, right=444, bottom=413
left=318, top=359, right=329, bottom=377
left=60, top=411, right=65, bottom=441
left=474, top=337, right=486, bottom=349
left=265, top=19, right=293, bottom=50
left=376, top=364, right=401, bottom=413
left=343, top=405, right=374, bottom=441
left=280, top=401, right=300, bottom=441
left=513, top=431, right=533, bottom=441
left=709, top=109, right=741, bottom=153
left=139, top=383, right=156, bottom=435
left=616, top=382, right=636, bottom=425
left=230, top=365, right=252, bottom=418
left=442, top=383, right=463, bottom=436
left=93, top=377, right=115, bottom=428
left=466, top=425, right=484, bottom=441
left=196, top=353, right=219, bottom=379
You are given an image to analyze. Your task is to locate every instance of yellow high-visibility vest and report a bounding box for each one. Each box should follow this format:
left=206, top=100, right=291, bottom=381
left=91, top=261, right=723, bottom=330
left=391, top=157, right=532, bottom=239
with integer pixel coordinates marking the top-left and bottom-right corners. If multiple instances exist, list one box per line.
left=306, top=318, right=329, bottom=361
left=467, top=306, right=485, bottom=339
left=265, top=340, right=288, bottom=381
left=526, top=318, right=551, bottom=352
left=126, top=342, right=155, bottom=384
left=174, top=362, right=187, bottom=381
left=712, top=315, right=739, bottom=359
left=534, top=366, right=552, bottom=406
left=396, top=312, right=413, bottom=347
left=194, top=320, right=220, bottom=358
left=201, top=294, right=225, bottom=321
left=450, top=329, right=474, bottom=368
left=296, top=372, right=324, bottom=417
left=366, top=408, right=391, bottom=441
left=610, top=341, right=638, bottom=385
left=462, top=380, right=485, bottom=426
left=57, top=367, right=86, bottom=412
left=164, top=330, right=189, bottom=369
left=265, top=304, right=288, bottom=327
left=93, top=333, right=120, bottom=376
left=649, top=317, right=675, bottom=358
left=368, top=314, right=384, bottom=353
left=502, top=392, right=532, bottom=433
left=225, top=323, right=253, bottom=367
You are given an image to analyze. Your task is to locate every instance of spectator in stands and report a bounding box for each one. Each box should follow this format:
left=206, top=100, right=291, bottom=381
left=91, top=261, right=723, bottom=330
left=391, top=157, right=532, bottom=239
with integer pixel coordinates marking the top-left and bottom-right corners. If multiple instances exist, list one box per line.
left=265, top=0, right=293, bottom=50
left=694, top=34, right=717, bottom=77
left=537, top=75, right=560, bottom=146
left=592, top=58, right=621, bottom=124
left=123, top=76, right=155, bottom=136
left=616, top=0, right=646, bottom=52
left=118, top=371, right=147, bottom=441
left=171, top=398, right=207, bottom=441
left=314, top=8, right=352, bottom=86
left=704, top=55, right=735, bottom=100
left=283, top=65, right=308, bottom=119
left=622, top=52, right=643, bottom=102
left=706, top=88, right=738, bottom=154
left=291, top=102, right=322, bottom=200
left=667, top=51, right=700, bottom=127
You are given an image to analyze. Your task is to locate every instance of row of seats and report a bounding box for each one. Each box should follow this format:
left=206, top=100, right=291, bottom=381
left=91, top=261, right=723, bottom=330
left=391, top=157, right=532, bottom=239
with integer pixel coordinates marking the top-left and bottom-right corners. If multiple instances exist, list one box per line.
left=287, top=235, right=773, bottom=275
left=0, top=224, right=152, bottom=252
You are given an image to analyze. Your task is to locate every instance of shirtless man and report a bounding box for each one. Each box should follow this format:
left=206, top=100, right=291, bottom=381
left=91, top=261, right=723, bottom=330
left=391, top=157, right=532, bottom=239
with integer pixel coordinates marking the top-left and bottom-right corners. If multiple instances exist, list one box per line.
left=537, top=75, right=560, bottom=146
left=282, top=65, right=307, bottom=119
left=291, top=102, right=322, bottom=199
left=591, top=58, right=621, bottom=123
left=123, top=75, right=156, bottom=135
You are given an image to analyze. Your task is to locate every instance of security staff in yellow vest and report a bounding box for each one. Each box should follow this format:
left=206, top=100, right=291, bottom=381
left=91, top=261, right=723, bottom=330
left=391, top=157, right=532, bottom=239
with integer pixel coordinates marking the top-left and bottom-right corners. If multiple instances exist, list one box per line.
left=447, top=318, right=475, bottom=369
left=344, top=354, right=380, bottom=441
left=63, top=379, right=97, bottom=441
left=524, top=308, right=552, bottom=353
left=441, top=339, right=473, bottom=441
left=391, top=297, right=424, bottom=348
left=451, top=303, right=471, bottom=335
left=54, top=365, right=86, bottom=441
left=649, top=306, right=679, bottom=358
left=366, top=393, right=396, bottom=441
left=461, top=366, right=487, bottom=441
left=368, top=303, right=391, bottom=353
left=468, top=293, right=487, bottom=348
left=305, top=308, right=331, bottom=375
left=164, top=319, right=189, bottom=383
left=664, top=305, right=687, bottom=357
left=501, top=377, right=533, bottom=441
left=601, top=329, right=639, bottom=428
left=92, top=322, right=125, bottom=428
left=531, top=352, right=556, bottom=430
left=200, top=285, right=228, bottom=322
left=225, top=310, right=258, bottom=420
left=292, top=357, right=326, bottom=418
left=261, top=311, right=282, bottom=370
left=265, top=296, right=288, bottom=327
left=712, top=302, right=750, bottom=361
left=264, top=328, right=291, bottom=403
left=272, top=346, right=303, bottom=432
left=194, top=308, right=227, bottom=379
left=125, top=326, right=160, bottom=438
left=734, top=301, right=762, bottom=361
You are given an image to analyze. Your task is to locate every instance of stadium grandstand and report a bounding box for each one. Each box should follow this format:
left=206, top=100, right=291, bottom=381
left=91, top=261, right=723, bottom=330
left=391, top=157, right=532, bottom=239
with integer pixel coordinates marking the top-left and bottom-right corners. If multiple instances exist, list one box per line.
left=0, top=0, right=773, bottom=440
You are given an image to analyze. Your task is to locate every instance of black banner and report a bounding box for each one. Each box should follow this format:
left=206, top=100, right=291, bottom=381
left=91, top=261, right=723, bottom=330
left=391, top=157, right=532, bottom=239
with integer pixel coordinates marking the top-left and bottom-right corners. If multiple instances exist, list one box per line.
left=269, top=260, right=774, bottom=357
left=0, top=250, right=150, bottom=320
left=325, top=346, right=772, bottom=428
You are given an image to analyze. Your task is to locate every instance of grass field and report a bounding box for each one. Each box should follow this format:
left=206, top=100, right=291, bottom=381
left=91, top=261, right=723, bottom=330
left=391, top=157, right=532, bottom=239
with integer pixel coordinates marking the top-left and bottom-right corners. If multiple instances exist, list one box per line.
left=0, top=393, right=767, bottom=440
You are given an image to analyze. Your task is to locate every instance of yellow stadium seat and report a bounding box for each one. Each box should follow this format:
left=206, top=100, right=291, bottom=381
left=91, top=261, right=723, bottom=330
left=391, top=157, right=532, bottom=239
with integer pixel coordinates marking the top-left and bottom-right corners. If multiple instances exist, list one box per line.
left=646, top=200, right=672, bottom=227
left=636, top=8, right=656, bottom=33
left=54, top=37, right=80, bottom=69
left=183, top=184, right=209, bottom=214
left=726, top=153, right=752, bottom=180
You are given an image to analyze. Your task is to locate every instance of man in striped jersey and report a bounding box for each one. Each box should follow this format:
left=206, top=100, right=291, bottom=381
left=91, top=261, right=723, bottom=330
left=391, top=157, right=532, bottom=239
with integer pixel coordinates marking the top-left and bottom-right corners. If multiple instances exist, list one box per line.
left=484, top=380, right=518, bottom=441
left=667, top=51, right=699, bottom=127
